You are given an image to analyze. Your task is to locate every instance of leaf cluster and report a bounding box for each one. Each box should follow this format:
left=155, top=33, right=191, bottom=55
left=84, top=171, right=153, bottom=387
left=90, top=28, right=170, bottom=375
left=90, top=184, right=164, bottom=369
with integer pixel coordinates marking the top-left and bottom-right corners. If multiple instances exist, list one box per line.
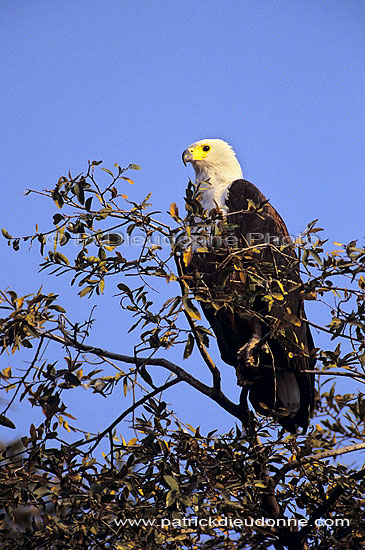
left=0, top=162, right=364, bottom=549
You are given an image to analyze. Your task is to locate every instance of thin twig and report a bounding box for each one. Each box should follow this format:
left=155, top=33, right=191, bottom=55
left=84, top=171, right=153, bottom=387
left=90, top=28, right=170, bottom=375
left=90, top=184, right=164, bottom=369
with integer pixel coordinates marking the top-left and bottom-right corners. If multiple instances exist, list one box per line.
left=302, top=369, right=365, bottom=382
left=273, top=442, right=365, bottom=486
left=302, top=317, right=363, bottom=344
left=298, top=467, right=365, bottom=539
left=38, top=329, right=245, bottom=423
left=1, top=336, right=44, bottom=416
left=87, top=378, right=180, bottom=452
left=174, top=254, right=221, bottom=392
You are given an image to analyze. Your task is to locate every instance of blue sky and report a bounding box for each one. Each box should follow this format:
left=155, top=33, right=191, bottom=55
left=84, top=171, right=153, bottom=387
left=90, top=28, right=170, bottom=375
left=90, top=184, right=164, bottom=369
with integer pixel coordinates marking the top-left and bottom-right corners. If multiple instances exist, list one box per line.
left=1, top=1, right=364, bottom=443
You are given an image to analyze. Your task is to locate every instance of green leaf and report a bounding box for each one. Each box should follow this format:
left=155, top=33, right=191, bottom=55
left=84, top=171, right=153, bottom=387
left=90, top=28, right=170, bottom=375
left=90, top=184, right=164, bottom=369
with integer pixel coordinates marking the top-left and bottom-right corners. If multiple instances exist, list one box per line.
left=8, top=290, right=18, bottom=303
left=73, top=182, right=85, bottom=205
left=98, top=248, right=107, bottom=260
left=182, top=298, right=201, bottom=320
left=26, top=324, right=39, bottom=338
left=164, top=475, right=179, bottom=492
left=49, top=304, right=66, bottom=313
left=54, top=252, right=70, bottom=265
left=139, top=364, right=153, bottom=386
left=64, top=372, right=81, bottom=386
left=85, top=196, right=93, bottom=211
left=183, top=333, right=195, bottom=359
left=0, top=415, right=16, bottom=429
left=51, top=189, right=64, bottom=209
left=129, top=164, right=141, bottom=170
left=53, top=214, right=64, bottom=225
left=165, top=489, right=177, bottom=507
left=117, top=283, right=132, bottom=296
left=310, top=250, right=323, bottom=265
left=79, top=286, right=93, bottom=297
left=101, top=168, right=114, bottom=177
left=91, top=160, right=103, bottom=166
left=22, top=339, right=33, bottom=348
left=302, top=249, right=309, bottom=267
left=2, top=228, right=12, bottom=240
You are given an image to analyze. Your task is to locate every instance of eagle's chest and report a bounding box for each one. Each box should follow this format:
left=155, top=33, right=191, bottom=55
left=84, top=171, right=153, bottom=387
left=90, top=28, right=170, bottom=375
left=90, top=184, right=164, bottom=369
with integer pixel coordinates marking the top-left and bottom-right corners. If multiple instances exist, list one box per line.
left=198, top=180, right=232, bottom=212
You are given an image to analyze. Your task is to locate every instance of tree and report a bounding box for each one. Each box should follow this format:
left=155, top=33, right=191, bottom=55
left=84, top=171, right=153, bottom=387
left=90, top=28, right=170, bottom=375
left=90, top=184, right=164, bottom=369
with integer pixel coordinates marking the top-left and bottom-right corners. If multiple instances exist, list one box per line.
left=0, top=160, right=364, bottom=550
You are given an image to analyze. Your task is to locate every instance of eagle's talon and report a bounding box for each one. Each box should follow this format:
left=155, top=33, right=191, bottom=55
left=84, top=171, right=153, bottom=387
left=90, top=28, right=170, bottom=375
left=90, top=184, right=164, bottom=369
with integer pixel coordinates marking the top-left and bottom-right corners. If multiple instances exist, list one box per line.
left=237, top=338, right=260, bottom=370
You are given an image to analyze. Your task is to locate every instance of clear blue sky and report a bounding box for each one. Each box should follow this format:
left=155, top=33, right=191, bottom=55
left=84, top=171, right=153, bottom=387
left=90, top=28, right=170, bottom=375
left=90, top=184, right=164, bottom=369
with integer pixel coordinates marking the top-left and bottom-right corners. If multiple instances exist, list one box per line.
left=1, top=1, right=364, bottom=442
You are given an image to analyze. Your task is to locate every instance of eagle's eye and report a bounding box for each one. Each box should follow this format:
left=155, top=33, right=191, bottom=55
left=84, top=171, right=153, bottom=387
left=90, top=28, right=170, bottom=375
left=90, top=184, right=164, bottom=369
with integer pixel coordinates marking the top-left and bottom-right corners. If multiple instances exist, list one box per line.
left=202, top=145, right=210, bottom=152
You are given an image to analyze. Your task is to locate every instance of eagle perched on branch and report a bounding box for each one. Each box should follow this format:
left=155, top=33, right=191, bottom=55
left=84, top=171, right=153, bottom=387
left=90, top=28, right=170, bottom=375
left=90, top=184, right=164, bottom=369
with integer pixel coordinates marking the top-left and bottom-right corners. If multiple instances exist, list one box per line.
left=182, top=139, right=315, bottom=432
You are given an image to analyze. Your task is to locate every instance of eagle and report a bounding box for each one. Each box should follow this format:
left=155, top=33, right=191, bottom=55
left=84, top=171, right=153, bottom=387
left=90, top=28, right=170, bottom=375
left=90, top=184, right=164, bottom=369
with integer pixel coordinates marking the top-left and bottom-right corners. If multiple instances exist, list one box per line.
left=182, top=138, right=315, bottom=432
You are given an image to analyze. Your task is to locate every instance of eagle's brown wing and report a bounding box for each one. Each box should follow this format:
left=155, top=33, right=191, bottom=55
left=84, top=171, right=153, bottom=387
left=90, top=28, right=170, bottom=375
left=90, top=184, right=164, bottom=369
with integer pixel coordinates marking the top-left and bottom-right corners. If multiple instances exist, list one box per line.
left=186, top=179, right=315, bottom=432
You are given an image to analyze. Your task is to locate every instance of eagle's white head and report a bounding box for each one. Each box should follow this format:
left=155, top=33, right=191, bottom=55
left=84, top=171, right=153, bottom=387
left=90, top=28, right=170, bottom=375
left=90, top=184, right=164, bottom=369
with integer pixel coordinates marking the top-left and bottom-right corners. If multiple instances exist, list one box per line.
left=182, top=138, right=243, bottom=186
left=182, top=138, right=243, bottom=210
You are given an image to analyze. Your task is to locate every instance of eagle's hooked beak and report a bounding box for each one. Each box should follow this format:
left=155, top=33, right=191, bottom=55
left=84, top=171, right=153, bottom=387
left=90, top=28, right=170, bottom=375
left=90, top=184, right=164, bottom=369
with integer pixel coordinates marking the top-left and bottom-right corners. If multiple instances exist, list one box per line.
left=182, top=148, right=194, bottom=166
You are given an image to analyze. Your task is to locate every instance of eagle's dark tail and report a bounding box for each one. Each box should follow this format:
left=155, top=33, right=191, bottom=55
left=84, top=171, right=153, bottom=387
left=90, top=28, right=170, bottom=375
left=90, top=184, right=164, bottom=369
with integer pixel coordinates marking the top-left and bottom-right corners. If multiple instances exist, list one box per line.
left=248, top=368, right=308, bottom=433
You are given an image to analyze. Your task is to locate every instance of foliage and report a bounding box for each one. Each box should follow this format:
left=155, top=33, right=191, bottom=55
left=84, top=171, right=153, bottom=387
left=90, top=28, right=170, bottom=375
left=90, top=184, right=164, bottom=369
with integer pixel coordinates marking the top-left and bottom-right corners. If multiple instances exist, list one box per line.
left=0, top=161, right=364, bottom=549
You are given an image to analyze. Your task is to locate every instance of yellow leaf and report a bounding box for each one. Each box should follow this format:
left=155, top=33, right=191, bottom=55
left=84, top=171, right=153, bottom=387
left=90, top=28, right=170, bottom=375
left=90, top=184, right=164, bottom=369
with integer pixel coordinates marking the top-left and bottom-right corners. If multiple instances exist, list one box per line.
left=63, top=411, right=77, bottom=420
left=121, top=176, right=134, bottom=184
left=2, top=367, right=12, bottom=379
left=239, top=271, right=247, bottom=284
left=276, top=280, right=285, bottom=294
left=63, top=421, right=71, bottom=433
left=166, top=273, right=177, bottom=283
left=183, top=246, right=193, bottom=267
left=186, top=423, right=196, bottom=434
left=271, top=293, right=284, bottom=301
left=170, top=202, right=179, bottom=218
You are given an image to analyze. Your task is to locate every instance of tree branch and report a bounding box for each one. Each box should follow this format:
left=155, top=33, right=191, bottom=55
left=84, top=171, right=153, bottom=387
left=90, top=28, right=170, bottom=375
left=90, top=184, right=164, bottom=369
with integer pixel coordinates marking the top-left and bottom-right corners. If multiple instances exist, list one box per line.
left=273, top=442, right=365, bottom=487
left=299, top=467, right=365, bottom=539
left=302, top=369, right=365, bottom=382
left=301, top=317, right=363, bottom=343
left=39, top=329, right=246, bottom=423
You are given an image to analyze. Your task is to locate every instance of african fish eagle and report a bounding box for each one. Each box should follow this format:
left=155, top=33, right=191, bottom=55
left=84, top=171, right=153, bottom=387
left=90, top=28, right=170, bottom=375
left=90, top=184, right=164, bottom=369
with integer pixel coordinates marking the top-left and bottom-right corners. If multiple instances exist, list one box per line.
left=182, top=138, right=315, bottom=432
